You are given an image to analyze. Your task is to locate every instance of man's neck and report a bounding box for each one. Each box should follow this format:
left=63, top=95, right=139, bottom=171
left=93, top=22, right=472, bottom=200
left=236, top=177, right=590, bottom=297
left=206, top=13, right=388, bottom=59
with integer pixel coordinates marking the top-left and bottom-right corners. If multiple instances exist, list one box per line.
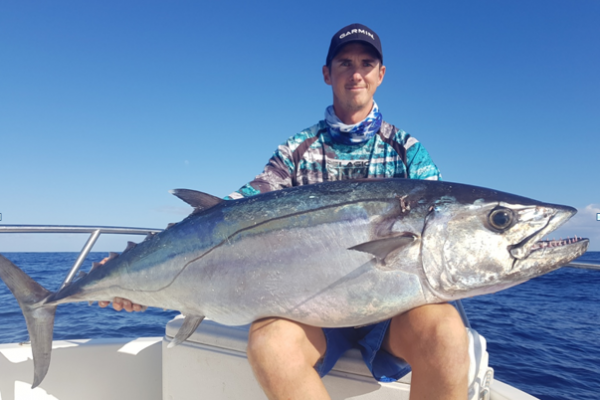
left=332, top=102, right=373, bottom=124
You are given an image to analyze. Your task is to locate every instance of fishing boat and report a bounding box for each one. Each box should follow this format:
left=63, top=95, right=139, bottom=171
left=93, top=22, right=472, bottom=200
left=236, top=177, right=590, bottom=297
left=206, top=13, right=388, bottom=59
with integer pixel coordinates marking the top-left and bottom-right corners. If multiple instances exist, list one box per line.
left=3, top=224, right=589, bottom=400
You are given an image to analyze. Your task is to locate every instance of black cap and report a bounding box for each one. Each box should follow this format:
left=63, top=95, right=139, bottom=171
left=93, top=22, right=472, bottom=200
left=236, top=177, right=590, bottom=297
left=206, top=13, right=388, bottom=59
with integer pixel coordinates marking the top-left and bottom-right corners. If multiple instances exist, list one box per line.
left=326, top=23, right=383, bottom=67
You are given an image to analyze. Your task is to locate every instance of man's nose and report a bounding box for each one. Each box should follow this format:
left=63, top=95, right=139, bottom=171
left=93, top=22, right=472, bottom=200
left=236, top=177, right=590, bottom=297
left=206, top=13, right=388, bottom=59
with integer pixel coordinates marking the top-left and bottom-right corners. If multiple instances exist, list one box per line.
left=349, top=69, right=363, bottom=81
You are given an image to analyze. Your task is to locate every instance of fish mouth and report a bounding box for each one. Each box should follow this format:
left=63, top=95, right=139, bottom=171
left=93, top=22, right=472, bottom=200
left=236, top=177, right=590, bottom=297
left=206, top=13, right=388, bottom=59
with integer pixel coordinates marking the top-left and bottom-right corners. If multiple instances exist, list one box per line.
left=514, top=237, right=589, bottom=277
left=509, top=205, right=577, bottom=260
left=510, top=204, right=589, bottom=271
left=525, top=237, right=590, bottom=267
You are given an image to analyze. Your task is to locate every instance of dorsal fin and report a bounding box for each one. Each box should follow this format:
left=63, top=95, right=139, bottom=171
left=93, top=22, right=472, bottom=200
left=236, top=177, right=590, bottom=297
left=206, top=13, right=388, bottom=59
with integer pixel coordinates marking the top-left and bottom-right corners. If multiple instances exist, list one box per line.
left=144, top=232, right=156, bottom=241
left=170, top=189, right=223, bottom=212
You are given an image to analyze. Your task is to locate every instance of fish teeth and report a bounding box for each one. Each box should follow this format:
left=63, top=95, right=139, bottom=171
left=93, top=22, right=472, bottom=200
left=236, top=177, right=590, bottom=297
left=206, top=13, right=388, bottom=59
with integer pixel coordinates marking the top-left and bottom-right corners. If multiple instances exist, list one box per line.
left=534, top=235, right=585, bottom=251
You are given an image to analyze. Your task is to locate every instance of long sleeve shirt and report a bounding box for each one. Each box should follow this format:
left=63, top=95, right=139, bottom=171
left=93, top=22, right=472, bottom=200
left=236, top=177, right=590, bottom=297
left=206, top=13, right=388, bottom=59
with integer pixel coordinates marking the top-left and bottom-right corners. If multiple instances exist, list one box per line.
left=227, top=120, right=441, bottom=200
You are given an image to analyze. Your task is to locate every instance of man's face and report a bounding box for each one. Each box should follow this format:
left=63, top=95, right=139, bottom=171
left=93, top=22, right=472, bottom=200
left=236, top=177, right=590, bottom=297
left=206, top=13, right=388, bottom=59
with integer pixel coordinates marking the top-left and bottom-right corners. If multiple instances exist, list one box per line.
left=323, top=42, right=386, bottom=120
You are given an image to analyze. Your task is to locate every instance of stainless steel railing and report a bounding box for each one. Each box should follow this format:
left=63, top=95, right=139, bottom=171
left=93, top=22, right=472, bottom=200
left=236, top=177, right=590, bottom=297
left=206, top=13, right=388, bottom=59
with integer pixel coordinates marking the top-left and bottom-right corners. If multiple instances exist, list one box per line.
left=0, top=225, right=162, bottom=289
left=567, top=261, right=600, bottom=270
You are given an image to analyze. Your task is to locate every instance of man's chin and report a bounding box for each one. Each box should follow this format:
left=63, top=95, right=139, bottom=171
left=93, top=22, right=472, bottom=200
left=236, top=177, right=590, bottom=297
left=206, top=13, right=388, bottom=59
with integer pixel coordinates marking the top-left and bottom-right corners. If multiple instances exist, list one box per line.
left=342, top=97, right=372, bottom=111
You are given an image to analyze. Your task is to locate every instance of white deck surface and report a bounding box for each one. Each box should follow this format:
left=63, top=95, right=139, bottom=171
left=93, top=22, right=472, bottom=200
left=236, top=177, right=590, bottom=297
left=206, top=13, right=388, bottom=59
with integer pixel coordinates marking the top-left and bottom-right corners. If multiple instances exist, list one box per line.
left=0, top=318, right=539, bottom=400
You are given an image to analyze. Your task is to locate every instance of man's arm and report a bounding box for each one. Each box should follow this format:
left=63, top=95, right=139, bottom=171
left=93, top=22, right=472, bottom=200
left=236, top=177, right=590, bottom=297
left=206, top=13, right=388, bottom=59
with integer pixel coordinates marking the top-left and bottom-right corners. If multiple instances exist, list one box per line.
left=404, top=137, right=442, bottom=181
left=98, top=141, right=298, bottom=311
left=226, top=142, right=297, bottom=199
left=98, top=128, right=318, bottom=311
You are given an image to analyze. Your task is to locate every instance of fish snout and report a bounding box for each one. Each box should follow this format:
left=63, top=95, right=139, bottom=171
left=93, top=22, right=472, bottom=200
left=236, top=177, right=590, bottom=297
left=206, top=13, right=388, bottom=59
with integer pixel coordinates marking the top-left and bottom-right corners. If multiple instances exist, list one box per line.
left=509, top=204, right=577, bottom=260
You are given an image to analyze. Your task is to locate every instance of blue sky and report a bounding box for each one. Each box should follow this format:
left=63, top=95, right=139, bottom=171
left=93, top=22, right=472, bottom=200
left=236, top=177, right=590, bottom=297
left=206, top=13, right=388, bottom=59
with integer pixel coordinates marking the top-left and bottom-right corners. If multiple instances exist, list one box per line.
left=1, top=0, right=598, bottom=251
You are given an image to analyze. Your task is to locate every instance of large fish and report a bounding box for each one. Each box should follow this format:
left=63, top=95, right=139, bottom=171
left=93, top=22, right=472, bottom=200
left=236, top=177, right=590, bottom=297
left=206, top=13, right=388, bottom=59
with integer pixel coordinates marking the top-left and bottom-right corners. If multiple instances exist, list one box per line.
left=0, top=179, right=589, bottom=387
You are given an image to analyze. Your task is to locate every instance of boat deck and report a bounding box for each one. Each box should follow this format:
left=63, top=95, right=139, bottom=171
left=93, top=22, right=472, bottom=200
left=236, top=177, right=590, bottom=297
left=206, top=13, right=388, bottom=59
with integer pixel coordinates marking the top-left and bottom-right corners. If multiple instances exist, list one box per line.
left=0, top=317, right=539, bottom=400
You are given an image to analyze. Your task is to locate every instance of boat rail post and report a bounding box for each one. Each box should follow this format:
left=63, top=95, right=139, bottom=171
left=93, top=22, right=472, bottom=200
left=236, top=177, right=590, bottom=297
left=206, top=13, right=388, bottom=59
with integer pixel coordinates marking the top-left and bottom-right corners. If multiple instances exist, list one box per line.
left=60, top=229, right=102, bottom=289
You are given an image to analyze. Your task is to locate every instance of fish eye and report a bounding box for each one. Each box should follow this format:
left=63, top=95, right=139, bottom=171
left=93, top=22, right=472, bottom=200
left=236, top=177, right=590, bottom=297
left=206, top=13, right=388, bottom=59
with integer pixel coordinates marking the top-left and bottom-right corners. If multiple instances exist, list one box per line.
left=488, top=208, right=514, bottom=231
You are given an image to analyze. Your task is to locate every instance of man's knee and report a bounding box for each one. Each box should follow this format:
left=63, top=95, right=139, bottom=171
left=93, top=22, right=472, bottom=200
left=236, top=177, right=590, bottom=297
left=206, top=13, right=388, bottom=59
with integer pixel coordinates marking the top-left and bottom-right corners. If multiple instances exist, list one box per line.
left=385, top=304, right=469, bottom=369
left=247, top=318, right=285, bottom=366
left=247, top=318, right=326, bottom=372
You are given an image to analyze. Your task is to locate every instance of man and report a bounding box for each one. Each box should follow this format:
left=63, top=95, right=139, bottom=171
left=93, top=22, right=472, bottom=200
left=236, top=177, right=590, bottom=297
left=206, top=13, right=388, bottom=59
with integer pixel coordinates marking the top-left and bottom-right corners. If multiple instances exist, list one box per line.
left=102, top=23, right=470, bottom=400
left=229, top=23, right=469, bottom=400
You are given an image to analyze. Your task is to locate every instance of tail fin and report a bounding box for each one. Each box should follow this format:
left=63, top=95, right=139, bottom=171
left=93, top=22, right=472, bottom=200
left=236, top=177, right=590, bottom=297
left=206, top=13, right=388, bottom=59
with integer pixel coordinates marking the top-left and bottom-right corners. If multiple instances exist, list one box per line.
left=0, top=254, right=57, bottom=388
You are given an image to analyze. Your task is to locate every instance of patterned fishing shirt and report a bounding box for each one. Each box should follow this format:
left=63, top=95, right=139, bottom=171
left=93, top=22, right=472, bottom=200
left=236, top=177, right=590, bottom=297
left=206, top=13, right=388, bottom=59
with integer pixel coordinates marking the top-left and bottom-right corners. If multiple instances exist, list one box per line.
left=226, top=120, right=441, bottom=199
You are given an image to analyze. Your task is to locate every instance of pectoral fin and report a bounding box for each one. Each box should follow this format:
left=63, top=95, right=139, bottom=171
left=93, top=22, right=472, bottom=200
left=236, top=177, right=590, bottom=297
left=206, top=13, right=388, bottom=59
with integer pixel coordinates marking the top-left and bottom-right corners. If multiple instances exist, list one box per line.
left=349, top=234, right=417, bottom=261
left=167, top=315, right=205, bottom=348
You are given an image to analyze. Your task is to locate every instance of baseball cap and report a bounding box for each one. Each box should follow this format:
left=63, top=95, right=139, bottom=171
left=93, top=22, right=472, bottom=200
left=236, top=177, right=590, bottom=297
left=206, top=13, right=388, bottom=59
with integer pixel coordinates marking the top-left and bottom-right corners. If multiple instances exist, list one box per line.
left=325, top=23, right=383, bottom=66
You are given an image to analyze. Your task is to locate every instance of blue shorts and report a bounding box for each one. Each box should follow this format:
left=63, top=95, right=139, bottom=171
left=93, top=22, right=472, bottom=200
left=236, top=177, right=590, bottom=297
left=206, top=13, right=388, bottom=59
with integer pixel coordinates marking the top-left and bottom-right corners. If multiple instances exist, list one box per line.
left=315, top=320, right=411, bottom=382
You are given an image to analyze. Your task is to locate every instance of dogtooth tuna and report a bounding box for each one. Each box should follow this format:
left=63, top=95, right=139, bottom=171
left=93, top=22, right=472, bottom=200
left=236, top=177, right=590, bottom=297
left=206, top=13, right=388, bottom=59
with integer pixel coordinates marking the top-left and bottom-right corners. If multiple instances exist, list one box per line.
left=0, top=178, right=589, bottom=387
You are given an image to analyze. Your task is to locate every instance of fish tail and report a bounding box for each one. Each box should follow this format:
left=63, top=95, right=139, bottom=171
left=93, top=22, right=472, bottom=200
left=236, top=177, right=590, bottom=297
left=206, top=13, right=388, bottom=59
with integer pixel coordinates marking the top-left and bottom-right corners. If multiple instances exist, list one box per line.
left=0, top=254, right=57, bottom=388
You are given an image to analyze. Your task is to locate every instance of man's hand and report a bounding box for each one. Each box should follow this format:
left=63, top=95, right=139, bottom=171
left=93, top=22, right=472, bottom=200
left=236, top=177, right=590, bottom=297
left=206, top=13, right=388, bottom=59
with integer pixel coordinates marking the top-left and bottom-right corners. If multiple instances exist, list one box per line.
left=98, top=297, right=146, bottom=312
left=94, top=255, right=147, bottom=312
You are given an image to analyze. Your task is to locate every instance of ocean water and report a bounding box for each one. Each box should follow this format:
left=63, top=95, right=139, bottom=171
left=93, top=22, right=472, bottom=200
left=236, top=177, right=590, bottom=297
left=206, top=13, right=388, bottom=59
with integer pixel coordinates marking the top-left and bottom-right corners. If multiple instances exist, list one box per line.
left=1, top=251, right=599, bottom=400
left=462, top=251, right=600, bottom=400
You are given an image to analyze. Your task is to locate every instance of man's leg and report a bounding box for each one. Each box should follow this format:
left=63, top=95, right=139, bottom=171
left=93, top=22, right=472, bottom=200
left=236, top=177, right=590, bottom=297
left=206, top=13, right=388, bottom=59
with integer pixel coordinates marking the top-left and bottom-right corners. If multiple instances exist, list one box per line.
left=247, top=318, right=330, bottom=400
left=383, top=303, right=470, bottom=400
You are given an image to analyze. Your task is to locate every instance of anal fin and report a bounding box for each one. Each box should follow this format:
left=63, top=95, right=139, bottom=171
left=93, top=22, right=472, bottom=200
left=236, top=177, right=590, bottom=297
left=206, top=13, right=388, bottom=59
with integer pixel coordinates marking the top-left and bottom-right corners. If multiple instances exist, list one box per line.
left=167, top=315, right=205, bottom=348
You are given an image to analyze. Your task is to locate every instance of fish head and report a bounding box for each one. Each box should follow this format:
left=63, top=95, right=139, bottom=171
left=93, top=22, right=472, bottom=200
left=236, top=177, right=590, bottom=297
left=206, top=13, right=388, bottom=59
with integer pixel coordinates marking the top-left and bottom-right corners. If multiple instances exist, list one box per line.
left=420, top=186, right=589, bottom=300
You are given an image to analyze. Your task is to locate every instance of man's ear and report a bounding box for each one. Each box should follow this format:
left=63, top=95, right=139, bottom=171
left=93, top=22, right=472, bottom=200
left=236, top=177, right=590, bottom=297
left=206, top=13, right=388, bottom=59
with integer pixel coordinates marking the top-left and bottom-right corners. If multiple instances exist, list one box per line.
left=322, top=65, right=332, bottom=85
left=378, top=65, right=386, bottom=85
